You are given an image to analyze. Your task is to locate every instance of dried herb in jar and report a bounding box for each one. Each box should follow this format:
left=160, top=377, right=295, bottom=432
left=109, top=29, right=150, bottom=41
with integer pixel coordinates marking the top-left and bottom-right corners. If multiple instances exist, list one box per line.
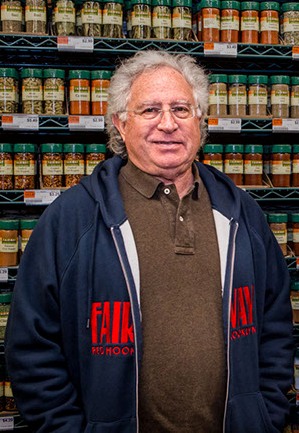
left=43, top=68, right=65, bottom=115
left=1, top=0, right=23, bottom=33
left=131, top=0, right=151, bottom=39
left=172, top=0, right=193, bottom=41
left=21, top=67, right=43, bottom=115
left=25, top=0, right=47, bottom=33
left=0, top=68, right=18, bottom=114
left=64, top=143, right=85, bottom=188
left=53, top=0, right=76, bottom=35
left=81, top=0, right=102, bottom=36
left=13, top=143, right=37, bottom=190
left=41, top=143, right=63, bottom=188
left=102, top=0, right=123, bottom=38
left=152, top=0, right=171, bottom=39
left=282, top=2, right=299, bottom=46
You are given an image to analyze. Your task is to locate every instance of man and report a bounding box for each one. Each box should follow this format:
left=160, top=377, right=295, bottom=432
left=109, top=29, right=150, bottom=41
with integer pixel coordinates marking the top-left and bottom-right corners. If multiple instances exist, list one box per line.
left=5, top=50, right=293, bottom=433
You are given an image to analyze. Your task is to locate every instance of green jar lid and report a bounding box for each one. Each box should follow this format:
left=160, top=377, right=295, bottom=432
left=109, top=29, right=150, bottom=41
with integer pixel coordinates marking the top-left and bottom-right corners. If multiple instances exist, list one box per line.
left=20, top=219, right=38, bottom=230
left=63, top=143, right=85, bottom=153
left=68, top=70, right=90, bottom=80
left=291, top=76, right=299, bottom=86
left=91, top=70, right=112, bottom=80
left=260, top=2, right=280, bottom=12
left=152, top=0, right=171, bottom=6
left=86, top=143, right=106, bottom=153
left=43, top=69, right=65, bottom=80
left=201, top=0, right=220, bottom=7
left=271, top=144, right=292, bottom=153
left=270, top=75, right=290, bottom=85
left=244, top=144, right=263, bottom=154
left=268, top=213, right=288, bottom=223
left=293, top=145, right=299, bottom=153
left=0, top=292, right=12, bottom=304
left=221, top=1, right=240, bottom=10
left=225, top=144, right=244, bottom=153
left=203, top=144, right=223, bottom=153
left=241, top=2, right=259, bottom=11
left=282, top=3, right=299, bottom=13
left=41, top=143, right=63, bottom=153
left=14, top=143, right=36, bottom=153
left=102, top=0, right=123, bottom=4
left=209, top=74, right=228, bottom=83
left=291, top=281, right=299, bottom=291
left=21, top=68, right=43, bottom=79
left=291, top=213, right=299, bottom=223
left=131, top=0, right=151, bottom=5
left=248, top=75, right=268, bottom=85
left=0, top=143, right=12, bottom=153
left=0, top=219, right=19, bottom=230
left=0, top=68, right=18, bottom=80
left=228, top=74, right=247, bottom=85
left=173, top=0, right=192, bottom=7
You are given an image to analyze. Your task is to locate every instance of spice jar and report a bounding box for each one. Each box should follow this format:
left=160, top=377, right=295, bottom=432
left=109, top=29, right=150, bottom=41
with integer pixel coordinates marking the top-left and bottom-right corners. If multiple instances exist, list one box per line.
left=81, top=0, right=102, bottom=36
left=270, top=144, right=291, bottom=187
left=124, top=0, right=132, bottom=37
left=25, top=0, right=47, bottom=33
left=4, top=366, right=17, bottom=412
left=208, top=74, right=228, bottom=117
left=0, top=143, right=13, bottom=190
left=41, top=143, right=63, bottom=188
left=13, top=143, right=37, bottom=189
left=69, top=69, right=90, bottom=115
left=281, top=2, right=299, bottom=46
left=220, top=0, right=240, bottom=43
left=0, top=292, right=12, bottom=340
left=260, top=2, right=279, bottom=45
left=20, top=218, right=37, bottom=255
left=172, top=0, right=192, bottom=41
left=43, top=68, right=65, bottom=115
left=201, top=0, right=220, bottom=42
left=102, top=0, right=123, bottom=38
left=85, top=143, right=106, bottom=175
left=21, top=68, right=43, bottom=114
left=64, top=143, right=85, bottom=187
left=244, top=144, right=263, bottom=186
left=291, top=281, right=299, bottom=324
left=0, top=68, right=18, bottom=114
left=263, top=144, right=271, bottom=178
left=53, top=0, right=76, bottom=35
left=75, top=0, right=83, bottom=35
left=203, top=144, right=223, bottom=172
left=291, top=76, right=299, bottom=119
left=224, top=144, right=243, bottom=185
left=248, top=74, right=268, bottom=117
left=268, top=213, right=288, bottom=257
left=131, top=0, right=151, bottom=38
left=240, top=2, right=259, bottom=44
left=1, top=0, right=23, bottom=33
left=0, top=219, right=19, bottom=267
left=152, top=0, right=171, bottom=39
left=291, top=214, right=299, bottom=256
left=270, top=75, right=290, bottom=118
left=91, top=70, right=111, bottom=116
left=292, top=144, right=299, bottom=187
left=195, top=1, right=201, bottom=40
left=228, top=74, right=247, bottom=117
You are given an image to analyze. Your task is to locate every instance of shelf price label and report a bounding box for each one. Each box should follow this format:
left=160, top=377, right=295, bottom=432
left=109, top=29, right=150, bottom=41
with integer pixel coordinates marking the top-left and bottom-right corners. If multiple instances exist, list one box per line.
left=0, top=268, right=8, bottom=282
left=208, top=117, right=241, bottom=132
left=292, top=46, right=299, bottom=60
left=204, top=42, right=237, bottom=57
left=24, top=189, right=61, bottom=205
left=57, top=36, right=94, bottom=52
left=2, top=114, right=39, bottom=130
left=272, top=118, right=299, bottom=132
left=68, top=115, right=105, bottom=130
left=0, top=416, right=14, bottom=430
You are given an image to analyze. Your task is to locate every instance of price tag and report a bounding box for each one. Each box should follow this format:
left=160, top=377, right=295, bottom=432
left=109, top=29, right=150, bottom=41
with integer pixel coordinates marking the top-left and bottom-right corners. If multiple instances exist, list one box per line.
left=24, top=189, right=61, bottom=205
left=0, top=416, right=14, bottom=430
left=68, top=115, right=105, bottom=130
left=57, top=36, right=94, bottom=52
left=204, top=42, right=237, bottom=57
left=272, top=118, right=299, bottom=132
left=292, top=46, right=299, bottom=60
left=2, top=114, right=39, bottom=130
left=0, top=268, right=8, bottom=282
left=296, top=258, right=299, bottom=270
left=208, top=117, right=241, bottom=132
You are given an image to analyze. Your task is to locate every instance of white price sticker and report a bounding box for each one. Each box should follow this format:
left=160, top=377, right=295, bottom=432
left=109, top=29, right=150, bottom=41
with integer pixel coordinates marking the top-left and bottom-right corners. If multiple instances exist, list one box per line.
left=57, top=36, right=94, bottom=52
left=204, top=42, right=237, bottom=57
left=208, top=118, right=241, bottom=132
left=68, top=115, right=105, bottom=130
left=272, top=118, right=299, bottom=132
left=24, top=189, right=61, bottom=205
left=0, top=268, right=8, bottom=282
left=2, top=114, right=39, bottom=130
left=0, top=416, right=14, bottom=430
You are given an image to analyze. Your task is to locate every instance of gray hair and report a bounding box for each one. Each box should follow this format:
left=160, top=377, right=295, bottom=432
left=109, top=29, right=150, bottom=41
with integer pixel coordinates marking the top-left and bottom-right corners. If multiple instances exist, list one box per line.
left=106, top=50, right=210, bottom=158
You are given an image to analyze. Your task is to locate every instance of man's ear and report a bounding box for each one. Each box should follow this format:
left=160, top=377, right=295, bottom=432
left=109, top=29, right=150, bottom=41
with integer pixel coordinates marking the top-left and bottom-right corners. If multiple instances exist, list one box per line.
left=112, top=114, right=126, bottom=141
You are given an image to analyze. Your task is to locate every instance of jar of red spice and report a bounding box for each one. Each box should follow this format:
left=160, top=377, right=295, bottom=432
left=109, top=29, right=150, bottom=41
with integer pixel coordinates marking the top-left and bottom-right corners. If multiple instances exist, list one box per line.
left=0, top=219, right=19, bottom=267
left=91, top=70, right=112, bottom=116
left=291, top=214, right=299, bottom=256
left=220, top=0, right=240, bottom=43
left=293, top=144, right=299, bottom=187
left=240, top=1, right=259, bottom=44
left=268, top=213, right=288, bottom=257
left=69, top=69, right=90, bottom=115
left=270, top=144, right=291, bottom=187
left=201, top=0, right=220, bottom=42
left=203, top=144, right=223, bottom=172
left=224, top=144, right=243, bottom=185
left=244, top=144, right=263, bottom=186
left=260, top=2, right=280, bottom=45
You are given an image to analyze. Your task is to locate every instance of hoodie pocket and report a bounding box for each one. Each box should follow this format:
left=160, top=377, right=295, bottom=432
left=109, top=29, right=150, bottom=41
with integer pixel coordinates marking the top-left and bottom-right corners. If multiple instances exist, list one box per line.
left=226, top=392, right=274, bottom=433
left=83, top=418, right=137, bottom=433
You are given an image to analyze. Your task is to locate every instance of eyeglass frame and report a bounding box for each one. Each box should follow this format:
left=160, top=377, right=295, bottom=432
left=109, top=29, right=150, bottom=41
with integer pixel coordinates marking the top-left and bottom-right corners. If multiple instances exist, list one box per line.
left=121, top=103, right=202, bottom=121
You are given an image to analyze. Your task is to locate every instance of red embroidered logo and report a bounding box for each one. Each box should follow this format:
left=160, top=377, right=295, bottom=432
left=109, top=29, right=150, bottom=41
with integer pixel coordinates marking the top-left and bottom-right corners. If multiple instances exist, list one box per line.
left=91, top=301, right=135, bottom=356
left=230, top=285, right=256, bottom=340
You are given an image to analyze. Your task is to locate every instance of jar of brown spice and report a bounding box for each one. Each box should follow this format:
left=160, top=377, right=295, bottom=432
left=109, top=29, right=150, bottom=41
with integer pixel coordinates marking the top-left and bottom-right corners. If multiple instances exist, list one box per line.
left=291, top=281, right=299, bottom=324
left=208, top=73, right=228, bottom=117
left=270, top=75, right=290, bottom=118
left=0, top=143, right=13, bottom=190
left=13, top=143, right=37, bottom=190
left=244, top=144, right=263, bottom=186
left=228, top=74, right=247, bottom=117
left=291, top=76, right=299, bottom=119
left=240, top=1, right=259, bottom=44
left=268, top=212, right=288, bottom=257
left=220, top=0, right=240, bottom=43
left=203, top=144, right=223, bottom=172
left=248, top=74, right=268, bottom=117
left=224, top=144, right=243, bottom=185
left=0, top=219, right=19, bottom=267
left=292, top=144, right=299, bottom=187
left=270, top=144, right=291, bottom=187
left=85, top=143, right=106, bottom=175
left=41, top=143, right=63, bottom=188
left=63, top=143, right=85, bottom=188
left=291, top=214, right=299, bottom=256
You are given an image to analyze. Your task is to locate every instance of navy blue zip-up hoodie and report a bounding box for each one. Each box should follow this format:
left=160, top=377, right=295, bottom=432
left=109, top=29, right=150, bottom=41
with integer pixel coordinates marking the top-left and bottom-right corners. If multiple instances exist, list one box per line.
left=5, top=156, right=294, bottom=433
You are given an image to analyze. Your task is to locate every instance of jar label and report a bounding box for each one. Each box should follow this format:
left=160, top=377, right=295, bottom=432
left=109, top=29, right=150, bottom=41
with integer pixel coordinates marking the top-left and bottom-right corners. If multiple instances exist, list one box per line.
left=271, top=90, right=290, bottom=105
left=4, top=382, right=13, bottom=398
left=22, top=85, right=43, bottom=102
left=241, top=17, right=259, bottom=31
left=293, top=228, right=299, bottom=243
left=0, top=237, right=18, bottom=253
left=91, top=87, right=108, bottom=102
left=209, top=89, right=228, bottom=105
left=260, top=16, right=279, bottom=32
left=224, top=160, right=243, bottom=174
left=14, top=160, right=36, bottom=175
left=82, top=8, right=101, bottom=24
left=283, top=17, right=299, bottom=33
left=21, top=238, right=29, bottom=252
left=248, top=89, right=268, bottom=105
left=203, top=14, right=220, bottom=30
left=271, top=160, right=291, bottom=175
left=1, top=4, right=22, bottom=21
left=86, top=159, right=103, bottom=175
left=132, top=11, right=151, bottom=26
left=0, top=159, right=13, bottom=175
left=228, top=90, right=247, bottom=105
left=0, top=84, right=16, bottom=102
left=152, top=11, right=171, bottom=28
left=292, top=297, right=299, bottom=310
left=0, top=317, right=8, bottom=328
left=42, top=160, right=63, bottom=175
left=291, top=92, right=299, bottom=105
left=69, top=85, right=90, bottom=102
left=54, top=6, right=76, bottom=23
left=25, top=5, right=46, bottom=22
left=172, top=10, right=191, bottom=29
left=271, top=229, right=287, bottom=245
left=102, top=8, right=123, bottom=25
left=204, top=160, right=223, bottom=172
left=293, top=159, right=299, bottom=174
left=44, top=85, right=65, bottom=102
left=64, top=159, right=85, bottom=175
left=221, top=16, right=239, bottom=31
left=244, top=160, right=263, bottom=174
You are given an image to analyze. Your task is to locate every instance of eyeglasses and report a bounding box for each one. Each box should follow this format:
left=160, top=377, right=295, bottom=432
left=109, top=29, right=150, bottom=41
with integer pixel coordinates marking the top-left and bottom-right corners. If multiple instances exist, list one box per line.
left=125, top=104, right=200, bottom=121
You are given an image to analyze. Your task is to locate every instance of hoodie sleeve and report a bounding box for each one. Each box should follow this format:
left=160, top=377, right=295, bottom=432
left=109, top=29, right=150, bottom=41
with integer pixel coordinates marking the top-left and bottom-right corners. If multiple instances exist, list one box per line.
left=4, top=203, right=86, bottom=433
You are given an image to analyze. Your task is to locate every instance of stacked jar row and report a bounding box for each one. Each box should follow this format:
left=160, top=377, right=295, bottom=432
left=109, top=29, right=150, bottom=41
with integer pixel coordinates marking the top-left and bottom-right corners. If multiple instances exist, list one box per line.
left=209, top=74, right=299, bottom=118
left=0, top=67, right=112, bottom=116
left=266, top=212, right=299, bottom=257
left=0, top=142, right=106, bottom=190
left=202, top=143, right=299, bottom=187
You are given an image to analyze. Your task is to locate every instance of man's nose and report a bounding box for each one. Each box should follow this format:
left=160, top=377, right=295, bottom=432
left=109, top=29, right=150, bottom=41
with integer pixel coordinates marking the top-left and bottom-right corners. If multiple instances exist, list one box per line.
left=157, top=110, right=179, bottom=132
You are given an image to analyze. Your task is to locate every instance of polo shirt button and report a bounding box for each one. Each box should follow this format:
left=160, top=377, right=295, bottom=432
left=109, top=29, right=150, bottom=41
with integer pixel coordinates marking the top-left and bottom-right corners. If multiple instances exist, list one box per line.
left=179, top=216, right=184, bottom=222
left=164, top=188, right=170, bottom=195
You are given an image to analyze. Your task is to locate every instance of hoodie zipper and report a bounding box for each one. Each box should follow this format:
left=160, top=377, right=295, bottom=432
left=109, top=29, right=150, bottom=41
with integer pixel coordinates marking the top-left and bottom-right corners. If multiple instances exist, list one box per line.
left=222, top=219, right=239, bottom=433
